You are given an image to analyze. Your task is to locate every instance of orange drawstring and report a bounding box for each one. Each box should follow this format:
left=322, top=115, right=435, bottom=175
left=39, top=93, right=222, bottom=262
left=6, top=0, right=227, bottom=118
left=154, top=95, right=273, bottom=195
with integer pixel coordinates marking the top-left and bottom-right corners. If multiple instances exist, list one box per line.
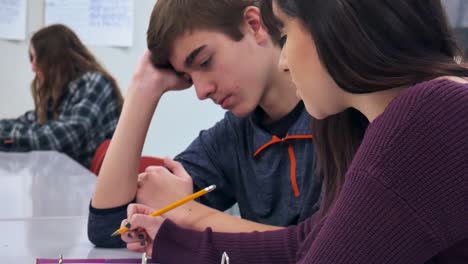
left=253, top=135, right=282, bottom=157
left=254, top=134, right=313, bottom=198
left=287, top=143, right=300, bottom=197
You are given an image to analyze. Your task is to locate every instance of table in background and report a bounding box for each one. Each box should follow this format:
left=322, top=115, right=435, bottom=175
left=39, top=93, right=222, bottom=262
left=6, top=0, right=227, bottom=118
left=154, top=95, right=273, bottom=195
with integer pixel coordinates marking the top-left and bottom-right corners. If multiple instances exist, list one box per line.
left=0, top=151, right=139, bottom=263
left=0, top=151, right=95, bottom=219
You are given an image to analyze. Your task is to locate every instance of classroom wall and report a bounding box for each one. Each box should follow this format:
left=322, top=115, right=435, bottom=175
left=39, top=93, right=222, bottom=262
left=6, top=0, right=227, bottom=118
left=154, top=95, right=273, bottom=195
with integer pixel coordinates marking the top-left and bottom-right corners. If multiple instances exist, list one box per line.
left=0, top=0, right=225, bottom=157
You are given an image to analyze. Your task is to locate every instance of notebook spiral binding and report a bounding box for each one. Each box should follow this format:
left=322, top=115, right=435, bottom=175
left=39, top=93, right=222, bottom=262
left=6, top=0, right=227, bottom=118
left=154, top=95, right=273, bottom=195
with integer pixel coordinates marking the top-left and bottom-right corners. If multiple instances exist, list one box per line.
left=56, top=253, right=148, bottom=264
left=220, top=252, right=229, bottom=264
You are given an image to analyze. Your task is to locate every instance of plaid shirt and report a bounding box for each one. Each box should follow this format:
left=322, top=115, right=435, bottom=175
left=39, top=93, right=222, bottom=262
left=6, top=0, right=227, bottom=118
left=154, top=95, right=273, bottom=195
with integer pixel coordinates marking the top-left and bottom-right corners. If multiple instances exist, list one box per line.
left=0, top=72, right=121, bottom=168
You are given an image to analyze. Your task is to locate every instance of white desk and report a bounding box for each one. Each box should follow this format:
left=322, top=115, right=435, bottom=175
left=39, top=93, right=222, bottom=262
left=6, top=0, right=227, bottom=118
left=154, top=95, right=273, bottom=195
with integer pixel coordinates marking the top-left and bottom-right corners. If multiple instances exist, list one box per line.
left=0, top=218, right=139, bottom=263
left=0, top=151, right=140, bottom=263
left=0, top=151, right=95, bottom=219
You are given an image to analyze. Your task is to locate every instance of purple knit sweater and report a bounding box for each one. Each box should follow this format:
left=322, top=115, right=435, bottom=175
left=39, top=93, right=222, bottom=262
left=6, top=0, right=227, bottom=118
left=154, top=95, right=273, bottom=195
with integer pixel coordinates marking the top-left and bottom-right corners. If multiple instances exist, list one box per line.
left=151, top=79, right=468, bottom=263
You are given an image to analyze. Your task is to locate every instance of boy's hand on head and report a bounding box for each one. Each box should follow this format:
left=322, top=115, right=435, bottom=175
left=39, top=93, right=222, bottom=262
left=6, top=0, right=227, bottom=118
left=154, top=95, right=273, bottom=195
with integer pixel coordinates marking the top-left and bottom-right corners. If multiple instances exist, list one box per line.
left=136, top=158, right=194, bottom=227
left=130, top=50, right=192, bottom=97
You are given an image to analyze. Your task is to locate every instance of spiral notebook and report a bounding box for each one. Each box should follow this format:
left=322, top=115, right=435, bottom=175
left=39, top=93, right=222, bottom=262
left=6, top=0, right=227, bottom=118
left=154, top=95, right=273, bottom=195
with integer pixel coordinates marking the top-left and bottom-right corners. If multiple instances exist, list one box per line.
left=36, top=253, right=157, bottom=264
left=36, top=259, right=152, bottom=263
left=36, top=251, right=227, bottom=263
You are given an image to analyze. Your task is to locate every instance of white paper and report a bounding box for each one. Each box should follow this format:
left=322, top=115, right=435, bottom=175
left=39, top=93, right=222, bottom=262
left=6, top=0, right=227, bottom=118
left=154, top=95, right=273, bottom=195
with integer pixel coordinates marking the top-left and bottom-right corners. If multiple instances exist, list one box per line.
left=45, top=0, right=134, bottom=47
left=0, top=0, right=27, bottom=40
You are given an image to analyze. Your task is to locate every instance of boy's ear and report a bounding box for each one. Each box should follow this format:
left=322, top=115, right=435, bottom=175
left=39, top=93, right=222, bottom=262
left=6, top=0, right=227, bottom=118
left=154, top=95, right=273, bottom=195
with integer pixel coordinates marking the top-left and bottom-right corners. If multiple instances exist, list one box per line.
left=243, top=6, right=269, bottom=45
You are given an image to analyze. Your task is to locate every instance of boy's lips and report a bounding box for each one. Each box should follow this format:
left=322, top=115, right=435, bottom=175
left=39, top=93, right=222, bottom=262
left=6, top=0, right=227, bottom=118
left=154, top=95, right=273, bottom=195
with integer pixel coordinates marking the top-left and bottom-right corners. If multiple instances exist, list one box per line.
left=219, top=96, right=232, bottom=109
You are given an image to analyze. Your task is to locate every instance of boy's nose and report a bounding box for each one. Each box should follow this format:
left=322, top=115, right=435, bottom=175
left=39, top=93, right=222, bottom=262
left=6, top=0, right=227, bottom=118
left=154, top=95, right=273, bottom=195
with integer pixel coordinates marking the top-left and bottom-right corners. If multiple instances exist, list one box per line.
left=193, top=77, right=216, bottom=100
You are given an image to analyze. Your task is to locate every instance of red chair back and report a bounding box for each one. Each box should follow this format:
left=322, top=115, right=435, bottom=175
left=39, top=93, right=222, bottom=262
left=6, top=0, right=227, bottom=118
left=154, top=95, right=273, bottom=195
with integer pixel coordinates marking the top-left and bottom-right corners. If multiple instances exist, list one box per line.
left=138, top=156, right=165, bottom=173
left=89, top=139, right=111, bottom=175
left=90, top=139, right=165, bottom=175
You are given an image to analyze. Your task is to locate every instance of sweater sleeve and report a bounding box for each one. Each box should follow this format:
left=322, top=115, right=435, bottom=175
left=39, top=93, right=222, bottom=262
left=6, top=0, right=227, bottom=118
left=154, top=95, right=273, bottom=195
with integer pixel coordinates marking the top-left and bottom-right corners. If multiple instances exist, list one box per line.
left=87, top=201, right=130, bottom=248
left=151, top=213, right=323, bottom=264
left=149, top=169, right=442, bottom=264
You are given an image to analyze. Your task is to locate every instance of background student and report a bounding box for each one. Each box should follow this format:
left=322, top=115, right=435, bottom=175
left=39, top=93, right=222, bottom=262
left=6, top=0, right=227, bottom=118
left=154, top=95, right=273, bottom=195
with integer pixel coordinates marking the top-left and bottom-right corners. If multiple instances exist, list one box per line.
left=119, top=0, right=468, bottom=262
left=88, top=0, right=322, bottom=247
left=0, top=24, right=123, bottom=167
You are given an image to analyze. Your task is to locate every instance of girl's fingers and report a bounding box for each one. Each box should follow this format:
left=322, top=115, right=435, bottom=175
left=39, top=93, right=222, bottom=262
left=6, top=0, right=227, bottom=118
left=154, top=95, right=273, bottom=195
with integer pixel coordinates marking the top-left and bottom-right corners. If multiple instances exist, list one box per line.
left=121, top=230, right=146, bottom=243
left=126, top=241, right=147, bottom=253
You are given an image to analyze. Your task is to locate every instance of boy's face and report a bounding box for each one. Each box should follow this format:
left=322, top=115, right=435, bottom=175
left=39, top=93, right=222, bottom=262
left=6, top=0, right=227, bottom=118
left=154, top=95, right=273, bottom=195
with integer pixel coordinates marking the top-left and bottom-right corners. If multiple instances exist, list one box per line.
left=169, top=29, right=274, bottom=117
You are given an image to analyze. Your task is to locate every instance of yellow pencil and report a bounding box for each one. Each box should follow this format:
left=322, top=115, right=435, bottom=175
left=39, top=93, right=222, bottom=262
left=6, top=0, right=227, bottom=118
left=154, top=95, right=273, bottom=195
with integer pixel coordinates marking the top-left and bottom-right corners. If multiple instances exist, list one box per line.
left=111, top=185, right=216, bottom=237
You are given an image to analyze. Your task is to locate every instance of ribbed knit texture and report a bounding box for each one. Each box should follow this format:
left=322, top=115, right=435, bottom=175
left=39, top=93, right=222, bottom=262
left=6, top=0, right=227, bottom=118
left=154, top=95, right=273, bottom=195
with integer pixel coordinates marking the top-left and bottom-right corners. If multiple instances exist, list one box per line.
left=152, top=79, right=468, bottom=263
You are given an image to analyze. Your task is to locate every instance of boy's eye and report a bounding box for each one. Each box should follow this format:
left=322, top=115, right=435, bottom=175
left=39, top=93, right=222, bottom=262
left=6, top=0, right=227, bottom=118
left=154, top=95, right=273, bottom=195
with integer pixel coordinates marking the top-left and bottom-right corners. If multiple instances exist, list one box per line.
left=279, top=35, right=287, bottom=48
left=200, top=57, right=212, bottom=68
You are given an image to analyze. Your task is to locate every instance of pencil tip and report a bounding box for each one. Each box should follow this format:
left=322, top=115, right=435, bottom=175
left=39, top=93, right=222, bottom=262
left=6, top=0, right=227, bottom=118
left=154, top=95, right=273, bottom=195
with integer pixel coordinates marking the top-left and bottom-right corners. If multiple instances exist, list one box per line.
left=110, top=230, right=120, bottom=237
left=206, top=185, right=216, bottom=192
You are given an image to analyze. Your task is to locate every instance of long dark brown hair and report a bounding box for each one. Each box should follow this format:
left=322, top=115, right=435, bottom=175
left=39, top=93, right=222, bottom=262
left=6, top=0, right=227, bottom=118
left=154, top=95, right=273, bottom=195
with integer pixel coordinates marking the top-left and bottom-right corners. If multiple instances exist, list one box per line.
left=30, top=24, right=123, bottom=124
left=262, top=0, right=468, bottom=216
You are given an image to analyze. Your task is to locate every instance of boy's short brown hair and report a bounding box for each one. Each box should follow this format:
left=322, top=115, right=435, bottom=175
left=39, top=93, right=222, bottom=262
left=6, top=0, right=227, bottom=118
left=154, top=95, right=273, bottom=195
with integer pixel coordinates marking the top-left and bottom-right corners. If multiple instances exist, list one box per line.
left=147, top=0, right=280, bottom=68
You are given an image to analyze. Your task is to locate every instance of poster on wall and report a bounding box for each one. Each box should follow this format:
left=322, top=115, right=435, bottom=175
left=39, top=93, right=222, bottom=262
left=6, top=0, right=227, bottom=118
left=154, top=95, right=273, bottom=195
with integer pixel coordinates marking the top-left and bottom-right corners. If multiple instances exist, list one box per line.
left=45, top=0, right=133, bottom=47
left=0, top=0, right=27, bottom=40
left=443, top=0, right=468, bottom=27
left=442, top=0, right=468, bottom=51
